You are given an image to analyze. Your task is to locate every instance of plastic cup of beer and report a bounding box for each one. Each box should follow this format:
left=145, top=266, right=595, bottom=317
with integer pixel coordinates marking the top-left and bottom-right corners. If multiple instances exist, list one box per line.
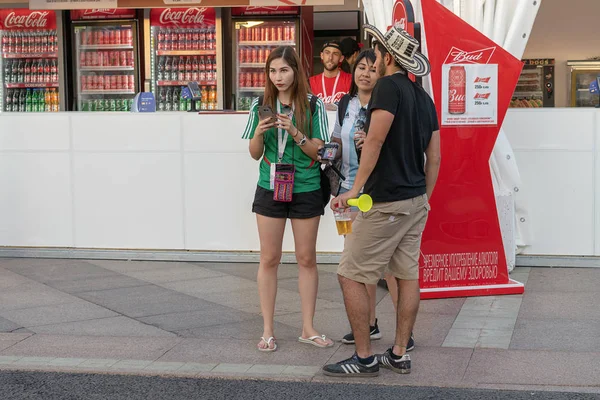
left=334, top=209, right=353, bottom=235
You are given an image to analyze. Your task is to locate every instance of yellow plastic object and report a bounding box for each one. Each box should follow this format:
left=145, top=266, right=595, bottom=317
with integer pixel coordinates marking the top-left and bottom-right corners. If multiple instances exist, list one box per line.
left=347, top=194, right=373, bottom=212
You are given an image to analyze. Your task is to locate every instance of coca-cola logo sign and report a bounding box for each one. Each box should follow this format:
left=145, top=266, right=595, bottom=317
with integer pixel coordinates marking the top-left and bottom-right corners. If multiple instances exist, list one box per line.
left=444, top=46, right=496, bottom=65
left=160, top=8, right=207, bottom=26
left=4, top=11, right=49, bottom=29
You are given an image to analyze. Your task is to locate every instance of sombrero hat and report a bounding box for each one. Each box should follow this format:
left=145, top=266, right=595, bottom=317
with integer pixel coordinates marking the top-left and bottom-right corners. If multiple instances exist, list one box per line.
left=363, top=22, right=430, bottom=77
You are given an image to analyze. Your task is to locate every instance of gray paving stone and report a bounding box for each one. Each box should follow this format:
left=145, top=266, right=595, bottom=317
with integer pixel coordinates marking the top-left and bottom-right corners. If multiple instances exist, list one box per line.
left=465, top=349, right=600, bottom=386
left=212, top=363, right=253, bottom=373
left=47, top=358, right=88, bottom=367
left=277, top=272, right=341, bottom=293
left=476, top=329, right=513, bottom=349
left=282, top=365, right=320, bottom=377
left=452, top=316, right=516, bottom=331
left=161, top=275, right=258, bottom=296
left=13, top=356, right=56, bottom=366
left=274, top=308, right=351, bottom=340
left=87, top=260, right=205, bottom=274
left=418, top=297, right=466, bottom=316
left=76, top=285, right=212, bottom=318
left=177, top=362, right=217, bottom=373
left=0, top=316, right=21, bottom=333
left=78, top=359, right=119, bottom=369
left=511, top=318, right=600, bottom=352
left=0, top=302, right=118, bottom=328
left=442, top=328, right=480, bottom=348
left=201, top=263, right=299, bottom=281
left=4, top=260, right=118, bottom=284
left=0, top=268, right=32, bottom=291
left=0, top=356, right=22, bottom=364
left=526, top=268, right=600, bottom=293
left=138, top=307, right=258, bottom=332
left=144, top=361, right=186, bottom=372
left=0, top=283, right=76, bottom=311
left=375, top=312, right=458, bottom=347
left=0, top=335, right=180, bottom=360
left=111, top=359, right=153, bottom=370
left=246, top=364, right=287, bottom=374
left=51, top=275, right=148, bottom=294
left=177, top=317, right=299, bottom=341
left=27, top=316, right=176, bottom=337
left=123, top=265, right=225, bottom=284
left=518, top=291, right=600, bottom=320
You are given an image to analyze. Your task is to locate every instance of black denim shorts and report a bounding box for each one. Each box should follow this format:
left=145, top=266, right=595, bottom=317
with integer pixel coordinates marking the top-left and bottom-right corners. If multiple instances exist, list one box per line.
left=252, top=186, right=324, bottom=219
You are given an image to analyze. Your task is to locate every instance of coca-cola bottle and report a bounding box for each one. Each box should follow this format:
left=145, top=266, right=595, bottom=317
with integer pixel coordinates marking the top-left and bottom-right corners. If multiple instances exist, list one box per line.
left=199, top=29, right=206, bottom=51
left=10, top=60, right=17, bottom=83
left=165, top=87, right=172, bottom=111
left=172, top=86, right=180, bottom=111
left=178, top=56, right=185, bottom=81
left=185, top=57, right=192, bottom=81
left=170, top=28, right=177, bottom=51
left=15, top=31, right=23, bottom=54
left=24, top=59, right=31, bottom=83
left=2, top=31, right=9, bottom=54
left=34, top=30, right=41, bottom=53
left=157, top=28, right=165, bottom=50
left=171, top=57, right=179, bottom=81
left=5, top=89, right=12, bottom=112
left=177, top=29, right=185, bottom=51
left=17, top=60, right=24, bottom=83
left=50, top=60, right=58, bottom=83
left=43, top=59, right=50, bottom=83
left=192, top=28, right=199, bottom=50
left=191, top=57, right=199, bottom=82
left=157, top=57, right=165, bottom=81
left=4, top=59, right=11, bottom=83
left=164, top=57, right=172, bottom=81
left=27, top=30, right=34, bottom=53
left=7, top=30, right=14, bottom=53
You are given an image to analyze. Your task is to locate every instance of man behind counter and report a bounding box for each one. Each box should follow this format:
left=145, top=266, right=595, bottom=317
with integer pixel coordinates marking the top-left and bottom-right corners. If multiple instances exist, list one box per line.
left=309, top=41, right=352, bottom=110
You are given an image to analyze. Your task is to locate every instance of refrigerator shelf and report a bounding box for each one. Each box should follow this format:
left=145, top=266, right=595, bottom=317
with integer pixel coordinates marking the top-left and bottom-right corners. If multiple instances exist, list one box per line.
left=80, top=45, right=134, bottom=50
left=157, top=80, right=216, bottom=86
left=512, top=91, right=543, bottom=98
left=80, top=66, right=135, bottom=71
left=5, top=82, right=59, bottom=89
left=239, top=41, right=295, bottom=46
left=3, top=52, right=58, bottom=59
left=156, top=50, right=217, bottom=57
left=240, top=63, right=265, bottom=68
left=81, top=90, right=135, bottom=95
left=239, top=87, right=265, bottom=92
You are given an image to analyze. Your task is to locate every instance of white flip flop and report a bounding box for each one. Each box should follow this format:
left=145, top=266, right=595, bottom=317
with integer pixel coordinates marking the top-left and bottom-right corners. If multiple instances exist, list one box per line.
left=298, top=335, right=334, bottom=348
left=258, top=336, right=277, bottom=352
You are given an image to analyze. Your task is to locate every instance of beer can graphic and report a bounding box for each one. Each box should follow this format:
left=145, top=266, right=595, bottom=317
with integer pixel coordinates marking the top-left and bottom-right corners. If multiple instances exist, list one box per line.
left=448, top=66, right=466, bottom=115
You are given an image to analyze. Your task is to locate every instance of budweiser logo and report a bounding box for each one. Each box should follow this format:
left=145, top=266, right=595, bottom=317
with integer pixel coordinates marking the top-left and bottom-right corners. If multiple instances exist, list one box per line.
left=84, top=9, right=117, bottom=15
left=474, top=93, right=491, bottom=99
left=444, top=46, right=496, bottom=65
left=448, top=89, right=465, bottom=103
left=159, top=7, right=207, bottom=25
left=475, top=77, right=491, bottom=83
left=4, top=11, right=49, bottom=28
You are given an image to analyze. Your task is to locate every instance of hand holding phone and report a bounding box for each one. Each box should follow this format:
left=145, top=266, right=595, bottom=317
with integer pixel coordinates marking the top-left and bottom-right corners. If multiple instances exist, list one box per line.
left=317, top=143, right=339, bottom=161
left=258, top=105, right=276, bottom=121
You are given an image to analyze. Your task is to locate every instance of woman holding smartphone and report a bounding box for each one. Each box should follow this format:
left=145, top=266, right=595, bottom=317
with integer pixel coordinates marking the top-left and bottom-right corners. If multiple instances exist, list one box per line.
left=241, top=46, right=333, bottom=352
left=328, top=49, right=401, bottom=346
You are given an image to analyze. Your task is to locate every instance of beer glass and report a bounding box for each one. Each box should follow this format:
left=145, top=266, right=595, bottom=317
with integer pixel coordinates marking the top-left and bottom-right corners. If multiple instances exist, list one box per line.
left=334, top=209, right=353, bottom=235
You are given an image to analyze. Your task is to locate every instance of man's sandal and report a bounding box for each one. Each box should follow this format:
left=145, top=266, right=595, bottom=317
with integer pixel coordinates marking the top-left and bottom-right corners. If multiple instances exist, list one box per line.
left=258, top=336, right=277, bottom=352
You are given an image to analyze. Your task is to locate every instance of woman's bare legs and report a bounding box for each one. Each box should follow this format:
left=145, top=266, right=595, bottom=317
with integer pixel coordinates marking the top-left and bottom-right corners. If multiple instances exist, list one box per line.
left=256, top=214, right=286, bottom=350
left=292, top=216, right=333, bottom=346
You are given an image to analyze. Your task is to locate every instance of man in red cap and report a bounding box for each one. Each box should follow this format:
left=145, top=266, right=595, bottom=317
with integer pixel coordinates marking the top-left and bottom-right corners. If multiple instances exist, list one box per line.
left=309, top=41, right=352, bottom=110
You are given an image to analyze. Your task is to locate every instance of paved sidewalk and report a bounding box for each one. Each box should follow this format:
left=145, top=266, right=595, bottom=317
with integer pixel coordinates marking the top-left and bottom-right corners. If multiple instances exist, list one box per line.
left=0, top=258, right=599, bottom=393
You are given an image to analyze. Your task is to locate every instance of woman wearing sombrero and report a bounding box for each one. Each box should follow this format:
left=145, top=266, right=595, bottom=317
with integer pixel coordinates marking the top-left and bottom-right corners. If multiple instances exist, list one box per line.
left=323, top=22, right=441, bottom=377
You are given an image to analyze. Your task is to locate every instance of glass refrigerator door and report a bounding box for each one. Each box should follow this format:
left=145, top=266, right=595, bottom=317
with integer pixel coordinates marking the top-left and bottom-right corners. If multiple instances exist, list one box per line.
left=234, top=20, right=297, bottom=110
left=570, top=68, right=600, bottom=108
left=74, top=21, right=139, bottom=112
left=1, top=9, right=60, bottom=113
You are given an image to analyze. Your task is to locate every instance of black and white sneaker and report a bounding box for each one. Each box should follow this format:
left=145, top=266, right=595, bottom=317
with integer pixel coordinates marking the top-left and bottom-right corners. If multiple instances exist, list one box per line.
left=406, top=332, right=415, bottom=352
left=322, top=353, right=379, bottom=377
left=376, top=348, right=411, bottom=374
left=341, top=319, right=382, bottom=344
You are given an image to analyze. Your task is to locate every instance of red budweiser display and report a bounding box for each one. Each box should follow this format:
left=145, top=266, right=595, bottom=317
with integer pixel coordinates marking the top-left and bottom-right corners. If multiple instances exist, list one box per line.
left=231, top=7, right=301, bottom=110
left=70, top=9, right=140, bottom=111
left=150, top=7, right=220, bottom=112
left=418, top=0, right=525, bottom=298
left=0, top=10, right=60, bottom=113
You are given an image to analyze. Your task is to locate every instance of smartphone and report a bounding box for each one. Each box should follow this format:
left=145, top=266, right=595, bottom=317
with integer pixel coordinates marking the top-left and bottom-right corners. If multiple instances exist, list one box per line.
left=258, top=105, right=275, bottom=121
left=318, top=143, right=339, bottom=161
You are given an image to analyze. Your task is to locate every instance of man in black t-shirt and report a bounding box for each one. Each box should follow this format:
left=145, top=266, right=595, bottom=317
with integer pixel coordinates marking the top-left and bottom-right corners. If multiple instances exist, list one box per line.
left=323, top=23, right=441, bottom=378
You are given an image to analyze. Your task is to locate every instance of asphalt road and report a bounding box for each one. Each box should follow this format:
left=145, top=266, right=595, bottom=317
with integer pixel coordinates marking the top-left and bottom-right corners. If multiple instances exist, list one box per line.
left=1, top=371, right=599, bottom=400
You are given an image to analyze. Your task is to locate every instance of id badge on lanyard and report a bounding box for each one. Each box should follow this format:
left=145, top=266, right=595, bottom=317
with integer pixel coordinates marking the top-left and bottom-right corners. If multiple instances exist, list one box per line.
left=269, top=100, right=293, bottom=190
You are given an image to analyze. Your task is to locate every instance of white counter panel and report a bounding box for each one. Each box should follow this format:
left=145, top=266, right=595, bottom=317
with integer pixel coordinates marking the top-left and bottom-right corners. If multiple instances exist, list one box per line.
left=0, top=153, right=72, bottom=246
left=0, top=114, right=70, bottom=151
left=73, top=153, right=184, bottom=249
left=71, top=113, right=182, bottom=152
left=183, top=113, right=249, bottom=153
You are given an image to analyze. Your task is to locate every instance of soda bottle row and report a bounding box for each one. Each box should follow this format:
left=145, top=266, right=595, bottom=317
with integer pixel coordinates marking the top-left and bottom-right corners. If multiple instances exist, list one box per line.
left=80, top=50, right=134, bottom=68
left=238, top=25, right=295, bottom=43
left=157, top=56, right=217, bottom=82
left=156, top=27, right=216, bottom=51
left=1, top=30, right=58, bottom=54
left=80, top=28, right=133, bottom=46
left=239, top=71, right=265, bottom=89
left=81, top=74, right=135, bottom=92
left=3, top=59, right=59, bottom=84
left=4, top=88, right=59, bottom=112
left=237, top=95, right=255, bottom=111
left=157, top=86, right=217, bottom=111
left=81, top=98, right=133, bottom=112
left=239, top=47, right=278, bottom=64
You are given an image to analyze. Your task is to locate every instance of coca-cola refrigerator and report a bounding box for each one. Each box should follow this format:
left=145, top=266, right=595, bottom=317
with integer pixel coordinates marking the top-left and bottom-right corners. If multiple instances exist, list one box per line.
left=147, top=8, right=223, bottom=112
left=0, top=10, right=61, bottom=113
left=69, top=9, right=141, bottom=112
left=231, top=7, right=302, bottom=111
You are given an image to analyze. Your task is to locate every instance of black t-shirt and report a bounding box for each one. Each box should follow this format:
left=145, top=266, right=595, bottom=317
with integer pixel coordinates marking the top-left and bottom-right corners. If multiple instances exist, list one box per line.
left=364, top=72, right=439, bottom=203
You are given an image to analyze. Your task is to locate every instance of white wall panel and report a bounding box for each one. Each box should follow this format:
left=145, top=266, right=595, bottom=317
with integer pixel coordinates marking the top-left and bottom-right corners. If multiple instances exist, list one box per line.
left=71, top=113, right=181, bottom=152
left=183, top=114, right=250, bottom=153
left=0, top=153, right=72, bottom=246
left=0, top=114, right=70, bottom=151
left=73, top=153, right=184, bottom=249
